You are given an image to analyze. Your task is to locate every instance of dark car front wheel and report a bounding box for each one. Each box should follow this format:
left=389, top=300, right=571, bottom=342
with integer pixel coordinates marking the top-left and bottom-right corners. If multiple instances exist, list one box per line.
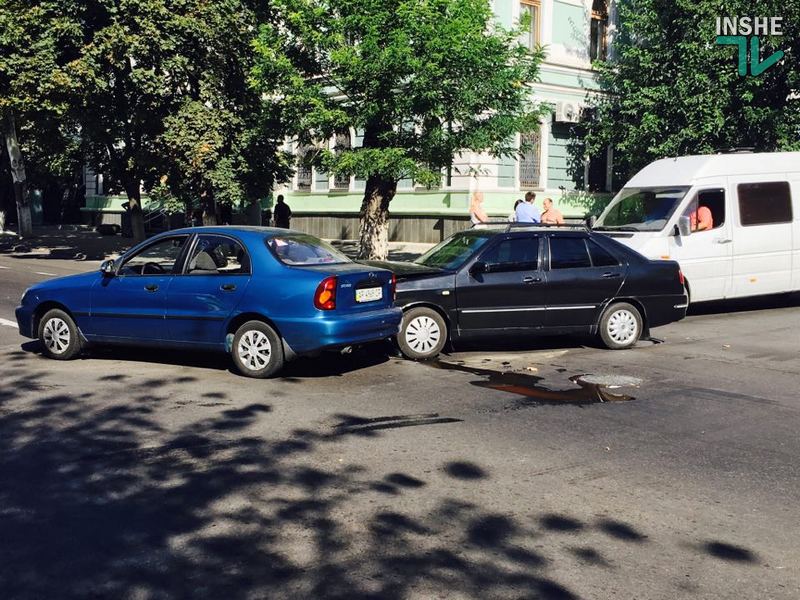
left=231, top=320, right=284, bottom=378
left=38, top=308, right=82, bottom=360
left=599, top=302, right=643, bottom=350
left=397, top=307, right=447, bottom=360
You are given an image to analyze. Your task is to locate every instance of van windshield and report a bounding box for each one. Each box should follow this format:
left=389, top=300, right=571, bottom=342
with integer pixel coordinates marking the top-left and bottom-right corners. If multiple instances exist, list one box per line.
left=595, top=187, right=690, bottom=232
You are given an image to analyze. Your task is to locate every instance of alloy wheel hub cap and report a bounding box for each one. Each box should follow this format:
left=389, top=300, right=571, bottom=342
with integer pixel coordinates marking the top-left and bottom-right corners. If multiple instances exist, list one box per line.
left=608, top=310, right=638, bottom=343
left=405, top=316, right=441, bottom=354
left=238, top=330, right=272, bottom=371
left=43, top=317, right=70, bottom=354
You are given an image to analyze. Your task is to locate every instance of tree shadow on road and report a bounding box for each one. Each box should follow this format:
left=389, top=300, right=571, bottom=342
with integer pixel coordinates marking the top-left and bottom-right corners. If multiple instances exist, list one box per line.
left=0, top=350, right=766, bottom=599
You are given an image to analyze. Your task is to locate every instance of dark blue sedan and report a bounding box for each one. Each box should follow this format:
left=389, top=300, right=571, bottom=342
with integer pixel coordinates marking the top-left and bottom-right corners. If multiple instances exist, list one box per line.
left=15, top=227, right=402, bottom=377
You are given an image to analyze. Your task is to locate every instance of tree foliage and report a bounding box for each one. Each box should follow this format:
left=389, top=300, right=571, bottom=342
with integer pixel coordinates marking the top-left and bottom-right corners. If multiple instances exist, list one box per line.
left=254, top=0, right=548, bottom=258
left=586, top=0, right=800, bottom=183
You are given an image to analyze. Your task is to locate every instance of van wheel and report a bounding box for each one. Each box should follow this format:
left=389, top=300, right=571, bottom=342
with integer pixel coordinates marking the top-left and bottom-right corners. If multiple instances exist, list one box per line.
left=599, top=302, right=642, bottom=350
left=397, top=307, right=447, bottom=360
left=38, top=308, right=82, bottom=360
left=231, top=320, right=284, bottom=378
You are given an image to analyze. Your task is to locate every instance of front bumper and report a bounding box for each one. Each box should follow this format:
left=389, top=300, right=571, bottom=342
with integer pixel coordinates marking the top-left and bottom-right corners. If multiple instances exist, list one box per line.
left=15, top=305, right=34, bottom=338
left=277, top=307, right=403, bottom=354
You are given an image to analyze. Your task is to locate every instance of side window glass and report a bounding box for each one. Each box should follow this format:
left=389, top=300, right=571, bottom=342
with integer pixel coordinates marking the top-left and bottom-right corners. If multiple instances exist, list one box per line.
left=737, top=182, right=792, bottom=226
left=187, top=235, right=251, bottom=275
left=683, top=189, right=725, bottom=232
left=587, top=239, right=619, bottom=267
left=479, top=237, right=539, bottom=272
left=120, top=236, right=188, bottom=276
left=550, top=237, right=591, bottom=269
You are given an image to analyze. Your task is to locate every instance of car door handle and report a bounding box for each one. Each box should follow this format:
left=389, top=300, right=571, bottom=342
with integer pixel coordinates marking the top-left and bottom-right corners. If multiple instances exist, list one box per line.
left=601, top=272, right=621, bottom=279
left=144, top=283, right=159, bottom=292
left=715, top=238, right=732, bottom=244
left=220, top=283, right=237, bottom=292
left=522, top=276, right=542, bottom=284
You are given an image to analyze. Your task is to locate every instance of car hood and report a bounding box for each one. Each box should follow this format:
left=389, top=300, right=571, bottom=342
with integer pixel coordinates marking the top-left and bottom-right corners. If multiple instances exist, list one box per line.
left=28, top=270, right=100, bottom=292
left=359, top=260, right=445, bottom=280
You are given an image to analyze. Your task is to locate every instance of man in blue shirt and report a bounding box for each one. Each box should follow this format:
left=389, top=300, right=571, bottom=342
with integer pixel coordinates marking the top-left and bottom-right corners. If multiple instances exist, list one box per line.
left=515, top=191, right=541, bottom=223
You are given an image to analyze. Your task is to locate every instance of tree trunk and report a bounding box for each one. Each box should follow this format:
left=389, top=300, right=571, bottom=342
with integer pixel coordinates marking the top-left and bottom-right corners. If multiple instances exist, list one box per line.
left=201, top=189, right=218, bottom=225
left=123, top=179, right=145, bottom=242
left=357, top=176, right=396, bottom=260
left=4, top=113, right=33, bottom=237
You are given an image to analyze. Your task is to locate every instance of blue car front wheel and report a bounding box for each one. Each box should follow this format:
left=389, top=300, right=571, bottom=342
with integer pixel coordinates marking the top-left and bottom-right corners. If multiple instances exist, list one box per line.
left=231, top=320, right=285, bottom=378
left=38, top=308, right=82, bottom=360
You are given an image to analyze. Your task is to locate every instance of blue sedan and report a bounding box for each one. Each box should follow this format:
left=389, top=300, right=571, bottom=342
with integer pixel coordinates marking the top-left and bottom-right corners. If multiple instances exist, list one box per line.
left=15, top=227, right=402, bottom=377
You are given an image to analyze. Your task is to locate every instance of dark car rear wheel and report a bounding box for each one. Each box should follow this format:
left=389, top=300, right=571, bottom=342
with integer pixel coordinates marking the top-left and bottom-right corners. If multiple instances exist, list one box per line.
left=231, top=320, right=284, bottom=378
left=397, top=307, right=447, bottom=360
left=599, top=302, right=642, bottom=350
left=38, top=308, right=82, bottom=360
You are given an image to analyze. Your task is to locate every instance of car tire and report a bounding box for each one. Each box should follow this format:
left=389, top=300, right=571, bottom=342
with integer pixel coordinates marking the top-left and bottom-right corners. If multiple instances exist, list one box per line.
left=397, top=307, right=447, bottom=360
left=231, top=320, right=285, bottom=378
left=599, top=302, right=643, bottom=350
left=38, top=308, right=82, bottom=360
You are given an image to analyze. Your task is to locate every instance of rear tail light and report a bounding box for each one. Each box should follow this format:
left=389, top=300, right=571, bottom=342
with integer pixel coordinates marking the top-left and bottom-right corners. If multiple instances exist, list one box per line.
left=314, top=276, right=337, bottom=310
left=391, top=273, right=397, bottom=301
left=678, top=269, right=685, bottom=286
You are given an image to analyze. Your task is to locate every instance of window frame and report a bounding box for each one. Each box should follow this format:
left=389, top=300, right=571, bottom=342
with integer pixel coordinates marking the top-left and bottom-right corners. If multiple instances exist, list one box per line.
left=117, top=234, right=191, bottom=277
left=182, top=233, right=253, bottom=276
left=590, top=1, right=609, bottom=62
left=737, top=181, right=793, bottom=227
left=520, top=0, right=542, bottom=50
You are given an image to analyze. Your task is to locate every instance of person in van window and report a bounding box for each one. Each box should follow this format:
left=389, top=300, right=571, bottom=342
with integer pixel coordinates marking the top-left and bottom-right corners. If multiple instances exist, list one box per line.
left=541, top=197, right=565, bottom=225
left=690, top=203, right=714, bottom=231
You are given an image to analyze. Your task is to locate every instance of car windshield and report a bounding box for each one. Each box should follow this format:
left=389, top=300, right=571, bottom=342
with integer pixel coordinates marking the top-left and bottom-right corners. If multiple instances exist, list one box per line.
left=266, top=235, right=351, bottom=266
left=414, top=231, right=493, bottom=270
left=595, top=186, right=690, bottom=232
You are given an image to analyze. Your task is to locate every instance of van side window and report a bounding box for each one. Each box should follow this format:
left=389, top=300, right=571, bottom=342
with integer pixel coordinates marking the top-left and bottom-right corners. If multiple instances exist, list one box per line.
left=738, top=182, right=793, bottom=226
left=683, top=189, right=724, bottom=232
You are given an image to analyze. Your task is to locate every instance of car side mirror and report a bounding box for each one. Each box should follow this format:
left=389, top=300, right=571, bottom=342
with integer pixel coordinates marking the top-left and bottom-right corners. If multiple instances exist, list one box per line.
left=100, top=259, right=116, bottom=276
left=469, top=261, right=487, bottom=276
left=677, top=216, right=691, bottom=237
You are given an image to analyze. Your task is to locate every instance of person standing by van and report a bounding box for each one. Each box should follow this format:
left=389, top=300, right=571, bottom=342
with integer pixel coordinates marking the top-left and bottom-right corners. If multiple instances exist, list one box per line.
left=274, top=195, right=292, bottom=229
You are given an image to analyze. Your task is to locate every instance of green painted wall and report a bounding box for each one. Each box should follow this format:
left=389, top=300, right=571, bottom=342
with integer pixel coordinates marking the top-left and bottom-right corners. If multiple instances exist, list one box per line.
left=552, top=1, right=587, bottom=49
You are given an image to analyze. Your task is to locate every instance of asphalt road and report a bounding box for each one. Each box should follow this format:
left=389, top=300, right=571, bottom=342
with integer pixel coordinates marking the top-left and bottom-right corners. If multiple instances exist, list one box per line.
left=1, top=253, right=799, bottom=599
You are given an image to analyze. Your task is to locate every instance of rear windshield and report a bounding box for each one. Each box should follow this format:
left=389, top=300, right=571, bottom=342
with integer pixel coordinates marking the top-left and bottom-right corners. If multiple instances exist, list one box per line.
left=266, top=235, right=351, bottom=266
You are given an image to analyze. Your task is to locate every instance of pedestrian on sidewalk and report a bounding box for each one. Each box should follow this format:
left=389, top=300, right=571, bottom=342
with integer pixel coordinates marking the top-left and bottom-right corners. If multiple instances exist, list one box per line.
left=508, top=199, right=522, bottom=222
left=469, top=191, right=489, bottom=225
left=515, top=191, right=540, bottom=223
left=274, top=195, right=292, bottom=229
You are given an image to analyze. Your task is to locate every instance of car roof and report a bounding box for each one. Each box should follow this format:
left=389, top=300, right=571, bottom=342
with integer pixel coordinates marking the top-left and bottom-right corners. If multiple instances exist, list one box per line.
left=163, top=225, right=307, bottom=240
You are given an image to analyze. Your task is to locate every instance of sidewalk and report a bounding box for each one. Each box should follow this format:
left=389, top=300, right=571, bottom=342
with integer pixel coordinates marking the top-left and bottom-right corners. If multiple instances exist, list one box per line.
left=0, top=225, right=434, bottom=263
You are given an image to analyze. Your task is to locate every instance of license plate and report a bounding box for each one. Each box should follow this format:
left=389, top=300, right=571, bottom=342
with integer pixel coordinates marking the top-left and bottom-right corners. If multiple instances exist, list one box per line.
left=355, top=286, right=383, bottom=303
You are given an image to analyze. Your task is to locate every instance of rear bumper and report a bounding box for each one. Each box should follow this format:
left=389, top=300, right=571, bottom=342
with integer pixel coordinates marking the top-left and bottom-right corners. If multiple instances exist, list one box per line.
left=15, top=305, right=34, bottom=338
left=277, top=307, right=403, bottom=354
left=640, top=293, right=689, bottom=328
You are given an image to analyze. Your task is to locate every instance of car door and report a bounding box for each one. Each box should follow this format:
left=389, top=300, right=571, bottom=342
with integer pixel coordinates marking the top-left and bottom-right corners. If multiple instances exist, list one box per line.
left=670, top=185, right=733, bottom=301
left=455, top=234, right=547, bottom=334
left=545, top=234, right=625, bottom=328
left=88, top=235, right=190, bottom=341
left=165, top=234, right=252, bottom=346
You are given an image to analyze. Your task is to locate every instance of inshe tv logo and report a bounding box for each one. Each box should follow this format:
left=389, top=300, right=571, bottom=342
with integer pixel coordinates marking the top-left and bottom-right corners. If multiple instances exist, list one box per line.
left=716, top=17, right=785, bottom=76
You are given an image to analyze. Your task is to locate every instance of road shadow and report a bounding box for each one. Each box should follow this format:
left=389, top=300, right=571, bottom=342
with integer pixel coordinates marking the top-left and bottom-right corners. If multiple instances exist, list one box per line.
left=0, top=226, right=133, bottom=262
left=688, top=292, right=800, bottom=316
left=0, top=350, right=767, bottom=598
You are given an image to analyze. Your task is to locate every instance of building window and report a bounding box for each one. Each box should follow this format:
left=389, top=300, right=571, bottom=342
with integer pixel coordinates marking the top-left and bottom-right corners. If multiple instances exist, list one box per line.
left=520, top=0, right=541, bottom=49
left=333, top=132, right=351, bottom=191
left=590, top=0, right=609, bottom=61
left=518, top=130, right=542, bottom=190
left=296, top=145, right=312, bottom=192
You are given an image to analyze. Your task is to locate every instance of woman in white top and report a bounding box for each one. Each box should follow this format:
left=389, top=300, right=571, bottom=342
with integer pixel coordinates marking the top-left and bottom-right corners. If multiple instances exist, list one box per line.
left=508, top=199, right=522, bottom=222
left=469, top=191, right=489, bottom=225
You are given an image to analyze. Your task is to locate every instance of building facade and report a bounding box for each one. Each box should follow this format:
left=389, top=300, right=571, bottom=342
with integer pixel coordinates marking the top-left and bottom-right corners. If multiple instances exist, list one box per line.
left=277, top=0, right=617, bottom=242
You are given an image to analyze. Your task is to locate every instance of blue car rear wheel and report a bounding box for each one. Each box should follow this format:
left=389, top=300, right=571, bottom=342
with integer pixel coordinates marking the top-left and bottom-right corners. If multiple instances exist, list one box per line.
left=231, top=320, right=285, bottom=378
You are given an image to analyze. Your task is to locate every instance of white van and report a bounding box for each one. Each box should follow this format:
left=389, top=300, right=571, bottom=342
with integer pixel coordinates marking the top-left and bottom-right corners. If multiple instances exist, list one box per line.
left=593, top=152, right=800, bottom=303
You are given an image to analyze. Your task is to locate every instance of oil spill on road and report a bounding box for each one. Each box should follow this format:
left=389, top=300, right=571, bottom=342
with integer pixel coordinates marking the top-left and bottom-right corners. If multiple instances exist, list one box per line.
left=428, top=360, right=639, bottom=406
